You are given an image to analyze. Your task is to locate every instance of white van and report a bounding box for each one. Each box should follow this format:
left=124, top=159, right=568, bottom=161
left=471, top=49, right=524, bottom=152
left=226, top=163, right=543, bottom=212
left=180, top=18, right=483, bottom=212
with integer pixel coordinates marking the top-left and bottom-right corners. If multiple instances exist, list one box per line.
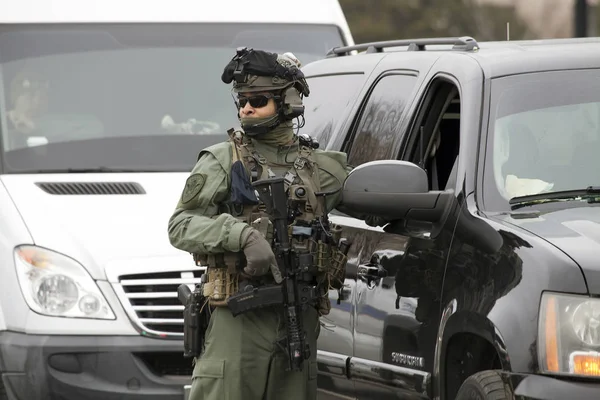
left=0, top=1, right=353, bottom=399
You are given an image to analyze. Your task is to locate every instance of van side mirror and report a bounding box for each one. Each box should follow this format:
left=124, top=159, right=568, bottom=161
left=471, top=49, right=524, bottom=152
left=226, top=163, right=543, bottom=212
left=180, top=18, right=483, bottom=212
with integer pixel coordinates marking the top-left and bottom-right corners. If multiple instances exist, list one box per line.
left=340, top=160, right=453, bottom=224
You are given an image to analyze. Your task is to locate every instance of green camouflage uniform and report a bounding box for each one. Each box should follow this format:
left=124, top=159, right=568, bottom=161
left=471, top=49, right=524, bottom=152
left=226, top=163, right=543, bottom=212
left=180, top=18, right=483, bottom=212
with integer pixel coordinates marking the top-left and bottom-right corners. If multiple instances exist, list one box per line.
left=168, top=49, right=350, bottom=400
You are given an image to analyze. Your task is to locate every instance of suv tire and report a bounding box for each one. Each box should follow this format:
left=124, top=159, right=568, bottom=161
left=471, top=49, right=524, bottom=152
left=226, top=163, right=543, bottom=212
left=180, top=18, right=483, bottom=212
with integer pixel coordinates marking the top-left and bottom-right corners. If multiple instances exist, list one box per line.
left=454, top=370, right=514, bottom=400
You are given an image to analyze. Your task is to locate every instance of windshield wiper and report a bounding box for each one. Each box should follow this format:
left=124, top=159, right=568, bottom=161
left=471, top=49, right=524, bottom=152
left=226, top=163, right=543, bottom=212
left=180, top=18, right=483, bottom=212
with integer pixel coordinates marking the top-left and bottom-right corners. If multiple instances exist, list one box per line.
left=509, top=187, right=600, bottom=210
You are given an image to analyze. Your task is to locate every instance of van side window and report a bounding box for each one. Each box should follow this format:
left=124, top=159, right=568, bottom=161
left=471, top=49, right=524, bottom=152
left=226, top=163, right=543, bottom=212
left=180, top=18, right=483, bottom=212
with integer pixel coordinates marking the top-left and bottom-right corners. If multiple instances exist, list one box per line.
left=346, top=74, right=418, bottom=167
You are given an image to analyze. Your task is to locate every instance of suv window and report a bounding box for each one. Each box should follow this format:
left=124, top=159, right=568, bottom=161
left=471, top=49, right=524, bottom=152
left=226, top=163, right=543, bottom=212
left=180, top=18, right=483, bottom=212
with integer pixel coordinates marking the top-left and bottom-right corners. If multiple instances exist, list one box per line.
left=403, top=80, right=461, bottom=191
left=483, top=69, right=600, bottom=210
left=302, top=73, right=365, bottom=147
left=345, top=73, right=418, bottom=167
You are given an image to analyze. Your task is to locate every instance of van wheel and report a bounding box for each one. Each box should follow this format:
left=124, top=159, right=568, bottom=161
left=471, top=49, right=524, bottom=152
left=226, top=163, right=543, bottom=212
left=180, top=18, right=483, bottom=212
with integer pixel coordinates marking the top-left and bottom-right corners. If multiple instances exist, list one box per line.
left=454, top=370, right=514, bottom=400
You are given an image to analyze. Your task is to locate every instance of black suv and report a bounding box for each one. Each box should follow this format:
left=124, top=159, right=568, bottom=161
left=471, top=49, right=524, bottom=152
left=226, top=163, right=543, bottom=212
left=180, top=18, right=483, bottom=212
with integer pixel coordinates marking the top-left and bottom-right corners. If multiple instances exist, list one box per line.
left=301, top=36, right=600, bottom=400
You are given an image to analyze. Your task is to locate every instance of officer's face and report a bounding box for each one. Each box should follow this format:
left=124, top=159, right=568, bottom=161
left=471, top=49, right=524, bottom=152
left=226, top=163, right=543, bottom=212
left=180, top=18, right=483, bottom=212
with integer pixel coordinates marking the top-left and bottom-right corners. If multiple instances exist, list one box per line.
left=238, top=91, right=277, bottom=119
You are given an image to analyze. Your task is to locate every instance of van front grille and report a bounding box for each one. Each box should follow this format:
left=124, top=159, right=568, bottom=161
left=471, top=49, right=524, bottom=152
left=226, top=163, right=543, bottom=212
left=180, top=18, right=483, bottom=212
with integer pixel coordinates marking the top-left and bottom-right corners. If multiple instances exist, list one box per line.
left=115, top=268, right=204, bottom=338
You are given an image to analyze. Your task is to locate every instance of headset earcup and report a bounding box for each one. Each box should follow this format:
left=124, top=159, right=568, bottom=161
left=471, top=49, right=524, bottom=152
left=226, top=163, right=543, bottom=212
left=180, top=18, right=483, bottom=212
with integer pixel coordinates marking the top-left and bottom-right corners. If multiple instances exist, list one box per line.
left=282, top=87, right=304, bottom=120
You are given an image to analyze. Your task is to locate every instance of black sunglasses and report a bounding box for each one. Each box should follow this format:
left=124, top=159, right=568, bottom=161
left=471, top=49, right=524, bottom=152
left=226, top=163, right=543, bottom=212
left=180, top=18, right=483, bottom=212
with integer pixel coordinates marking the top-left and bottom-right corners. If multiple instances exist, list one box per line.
left=237, top=93, right=278, bottom=108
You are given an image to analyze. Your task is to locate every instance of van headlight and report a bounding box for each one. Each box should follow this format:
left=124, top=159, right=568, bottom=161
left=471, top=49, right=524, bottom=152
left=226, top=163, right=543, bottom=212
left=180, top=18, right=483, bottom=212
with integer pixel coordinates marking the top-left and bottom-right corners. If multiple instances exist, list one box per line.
left=539, top=292, right=600, bottom=377
left=14, top=245, right=115, bottom=320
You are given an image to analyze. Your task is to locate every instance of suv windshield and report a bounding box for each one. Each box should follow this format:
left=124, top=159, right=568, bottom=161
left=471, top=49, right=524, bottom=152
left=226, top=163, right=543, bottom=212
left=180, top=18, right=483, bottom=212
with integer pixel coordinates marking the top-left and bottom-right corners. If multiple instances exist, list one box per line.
left=483, top=69, right=600, bottom=211
left=0, top=23, right=344, bottom=173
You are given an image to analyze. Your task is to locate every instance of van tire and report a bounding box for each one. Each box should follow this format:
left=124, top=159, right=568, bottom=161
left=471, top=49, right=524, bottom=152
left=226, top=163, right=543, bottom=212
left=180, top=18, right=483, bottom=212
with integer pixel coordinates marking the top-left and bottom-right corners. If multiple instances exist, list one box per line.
left=454, top=370, right=514, bottom=400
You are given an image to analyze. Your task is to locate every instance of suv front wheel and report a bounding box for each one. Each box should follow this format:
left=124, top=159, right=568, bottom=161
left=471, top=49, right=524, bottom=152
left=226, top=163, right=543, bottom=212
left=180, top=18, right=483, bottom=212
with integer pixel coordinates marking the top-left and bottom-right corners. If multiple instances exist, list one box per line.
left=454, top=370, right=514, bottom=400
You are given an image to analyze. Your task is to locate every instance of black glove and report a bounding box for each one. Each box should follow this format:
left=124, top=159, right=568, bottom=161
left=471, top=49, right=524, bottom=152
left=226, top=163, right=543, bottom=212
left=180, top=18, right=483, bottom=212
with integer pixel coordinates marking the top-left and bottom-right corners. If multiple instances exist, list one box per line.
left=241, top=228, right=283, bottom=283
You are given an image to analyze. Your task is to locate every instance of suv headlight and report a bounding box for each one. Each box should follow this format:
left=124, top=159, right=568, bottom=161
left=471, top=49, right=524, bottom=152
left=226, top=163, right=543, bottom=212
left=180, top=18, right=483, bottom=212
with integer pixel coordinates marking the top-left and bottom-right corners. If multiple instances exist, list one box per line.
left=14, top=245, right=115, bottom=320
left=539, top=291, right=600, bottom=377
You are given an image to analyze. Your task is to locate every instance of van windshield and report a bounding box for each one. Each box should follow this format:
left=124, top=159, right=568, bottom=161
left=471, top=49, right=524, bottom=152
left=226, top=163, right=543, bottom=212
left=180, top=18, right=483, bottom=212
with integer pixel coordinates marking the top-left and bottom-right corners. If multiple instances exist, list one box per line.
left=0, top=23, right=344, bottom=173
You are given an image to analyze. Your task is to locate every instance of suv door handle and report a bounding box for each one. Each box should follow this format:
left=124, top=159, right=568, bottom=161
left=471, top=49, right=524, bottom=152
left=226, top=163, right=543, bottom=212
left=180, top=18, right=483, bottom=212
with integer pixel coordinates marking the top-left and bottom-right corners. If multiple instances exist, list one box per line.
left=357, top=264, right=388, bottom=279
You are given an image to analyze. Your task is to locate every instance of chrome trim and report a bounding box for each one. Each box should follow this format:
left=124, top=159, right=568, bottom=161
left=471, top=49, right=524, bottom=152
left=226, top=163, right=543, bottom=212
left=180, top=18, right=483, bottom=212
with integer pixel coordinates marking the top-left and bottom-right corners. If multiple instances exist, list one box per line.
left=349, top=357, right=430, bottom=397
left=140, top=318, right=184, bottom=324
left=110, top=262, right=206, bottom=339
left=316, top=350, right=350, bottom=378
left=126, top=292, right=178, bottom=299
left=104, top=256, right=204, bottom=283
left=120, top=278, right=200, bottom=286
left=113, top=283, right=184, bottom=338
left=132, top=305, right=184, bottom=312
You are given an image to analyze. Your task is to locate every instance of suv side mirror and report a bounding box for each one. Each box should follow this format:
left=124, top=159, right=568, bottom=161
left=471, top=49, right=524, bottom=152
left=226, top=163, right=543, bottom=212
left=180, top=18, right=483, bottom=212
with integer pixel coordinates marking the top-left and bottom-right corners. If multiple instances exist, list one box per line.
left=341, top=160, right=453, bottom=224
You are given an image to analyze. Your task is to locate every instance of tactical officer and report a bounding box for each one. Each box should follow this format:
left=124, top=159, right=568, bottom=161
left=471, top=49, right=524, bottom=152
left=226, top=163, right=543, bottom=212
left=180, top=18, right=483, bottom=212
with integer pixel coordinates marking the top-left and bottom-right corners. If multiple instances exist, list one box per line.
left=168, top=48, right=351, bottom=400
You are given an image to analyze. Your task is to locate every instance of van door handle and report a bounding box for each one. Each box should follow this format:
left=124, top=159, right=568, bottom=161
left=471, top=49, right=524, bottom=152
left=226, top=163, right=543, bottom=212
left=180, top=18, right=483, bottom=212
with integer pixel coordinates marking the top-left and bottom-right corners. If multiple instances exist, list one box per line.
left=357, top=264, right=388, bottom=279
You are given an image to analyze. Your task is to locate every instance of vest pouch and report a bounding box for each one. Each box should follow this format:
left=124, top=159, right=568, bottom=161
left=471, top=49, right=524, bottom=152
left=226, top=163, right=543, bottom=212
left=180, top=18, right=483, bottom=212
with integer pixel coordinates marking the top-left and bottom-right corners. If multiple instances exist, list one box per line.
left=327, top=249, right=347, bottom=291
left=200, top=253, right=242, bottom=307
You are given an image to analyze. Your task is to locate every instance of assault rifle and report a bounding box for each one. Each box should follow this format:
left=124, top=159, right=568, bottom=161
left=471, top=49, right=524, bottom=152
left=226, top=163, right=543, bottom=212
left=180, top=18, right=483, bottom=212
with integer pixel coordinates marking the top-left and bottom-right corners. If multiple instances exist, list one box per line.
left=227, top=177, right=315, bottom=372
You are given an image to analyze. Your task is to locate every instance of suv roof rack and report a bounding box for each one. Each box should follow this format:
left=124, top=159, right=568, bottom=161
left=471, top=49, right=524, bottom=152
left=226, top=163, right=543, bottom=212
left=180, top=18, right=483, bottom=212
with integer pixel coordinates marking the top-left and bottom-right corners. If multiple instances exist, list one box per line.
left=327, top=36, right=479, bottom=57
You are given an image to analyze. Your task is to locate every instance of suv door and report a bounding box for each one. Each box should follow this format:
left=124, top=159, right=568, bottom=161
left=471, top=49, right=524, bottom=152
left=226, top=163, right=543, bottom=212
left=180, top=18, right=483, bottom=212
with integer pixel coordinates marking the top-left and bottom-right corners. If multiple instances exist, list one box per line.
left=303, top=71, right=373, bottom=400
left=315, top=72, right=417, bottom=399
left=347, top=72, right=464, bottom=399
left=327, top=70, right=422, bottom=398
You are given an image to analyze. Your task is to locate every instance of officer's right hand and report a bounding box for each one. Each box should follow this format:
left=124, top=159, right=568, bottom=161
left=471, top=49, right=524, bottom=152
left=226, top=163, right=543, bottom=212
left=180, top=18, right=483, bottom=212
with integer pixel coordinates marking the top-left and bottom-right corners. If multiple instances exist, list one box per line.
left=241, top=228, right=283, bottom=283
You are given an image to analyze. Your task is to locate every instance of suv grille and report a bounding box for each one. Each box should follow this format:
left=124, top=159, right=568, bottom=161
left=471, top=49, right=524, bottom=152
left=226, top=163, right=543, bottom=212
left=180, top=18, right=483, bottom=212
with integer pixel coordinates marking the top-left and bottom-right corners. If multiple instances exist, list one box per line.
left=117, top=268, right=204, bottom=337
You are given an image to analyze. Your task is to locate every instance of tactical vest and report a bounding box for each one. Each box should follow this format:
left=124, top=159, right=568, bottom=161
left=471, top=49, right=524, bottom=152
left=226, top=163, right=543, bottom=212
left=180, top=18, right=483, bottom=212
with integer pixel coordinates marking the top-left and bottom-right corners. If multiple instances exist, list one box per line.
left=195, top=129, right=348, bottom=316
